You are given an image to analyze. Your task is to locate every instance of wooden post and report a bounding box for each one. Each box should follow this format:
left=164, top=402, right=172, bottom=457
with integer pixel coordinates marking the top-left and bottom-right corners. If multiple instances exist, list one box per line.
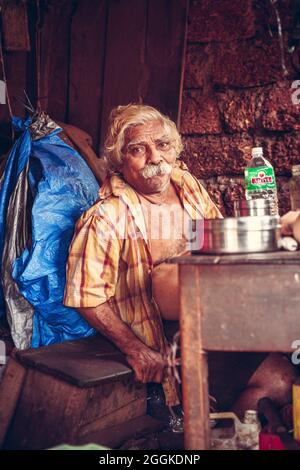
left=179, top=265, right=210, bottom=450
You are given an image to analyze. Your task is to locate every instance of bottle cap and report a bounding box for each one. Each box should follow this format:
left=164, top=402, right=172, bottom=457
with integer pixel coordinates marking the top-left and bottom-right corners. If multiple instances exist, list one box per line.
left=292, top=164, right=300, bottom=176
left=251, top=147, right=263, bottom=157
left=244, top=410, right=258, bottom=424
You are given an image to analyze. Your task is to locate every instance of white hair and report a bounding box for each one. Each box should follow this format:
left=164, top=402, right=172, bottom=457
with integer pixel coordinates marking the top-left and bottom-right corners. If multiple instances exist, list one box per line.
left=103, top=103, right=183, bottom=171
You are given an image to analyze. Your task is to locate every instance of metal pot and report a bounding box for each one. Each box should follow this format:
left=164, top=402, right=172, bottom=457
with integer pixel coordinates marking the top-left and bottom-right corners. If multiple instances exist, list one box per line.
left=233, top=199, right=277, bottom=217
left=196, top=215, right=281, bottom=254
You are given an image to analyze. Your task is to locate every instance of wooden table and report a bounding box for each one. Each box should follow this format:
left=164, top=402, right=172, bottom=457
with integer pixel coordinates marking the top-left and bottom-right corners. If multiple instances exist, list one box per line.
left=170, top=251, right=300, bottom=450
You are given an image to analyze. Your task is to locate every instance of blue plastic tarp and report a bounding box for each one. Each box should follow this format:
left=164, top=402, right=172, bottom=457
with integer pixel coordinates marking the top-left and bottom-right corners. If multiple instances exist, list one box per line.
left=0, top=117, right=32, bottom=315
left=1, top=117, right=99, bottom=347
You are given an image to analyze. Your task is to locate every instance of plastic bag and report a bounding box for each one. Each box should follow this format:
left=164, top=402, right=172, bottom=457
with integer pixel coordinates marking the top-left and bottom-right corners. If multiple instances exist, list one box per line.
left=1, top=115, right=99, bottom=347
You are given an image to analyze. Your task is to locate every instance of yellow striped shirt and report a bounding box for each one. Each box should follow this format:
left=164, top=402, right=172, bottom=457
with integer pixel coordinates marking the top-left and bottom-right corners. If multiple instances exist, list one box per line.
left=64, top=161, right=222, bottom=405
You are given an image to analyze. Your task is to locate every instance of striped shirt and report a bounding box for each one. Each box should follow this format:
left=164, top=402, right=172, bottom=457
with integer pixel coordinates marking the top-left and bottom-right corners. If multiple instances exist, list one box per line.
left=64, top=161, right=222, bottom=405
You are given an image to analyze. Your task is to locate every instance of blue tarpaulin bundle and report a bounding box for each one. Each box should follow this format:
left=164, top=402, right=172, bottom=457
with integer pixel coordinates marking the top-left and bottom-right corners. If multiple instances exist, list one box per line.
left=0, top=115, right=98, bottom=348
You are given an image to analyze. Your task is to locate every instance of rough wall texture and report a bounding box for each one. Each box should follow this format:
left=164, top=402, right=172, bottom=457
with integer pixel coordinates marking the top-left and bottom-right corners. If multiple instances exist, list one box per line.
left=180, top=0, right=300, bottom=215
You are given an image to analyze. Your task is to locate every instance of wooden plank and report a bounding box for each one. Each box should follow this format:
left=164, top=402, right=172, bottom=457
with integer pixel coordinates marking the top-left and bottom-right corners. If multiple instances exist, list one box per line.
left=170, top=250, right=300, bottom=265
left=0, top=3, right=30, bottom=145
left=179, top=265, right=210, bottom=450
left=1, top=2, right=30, bottom=51
left=100, top=0, right=188, bottom=149
left=0, top=357, right=27, bottom=448
left=0, top=51, right=27, bottom=123
left=37, top=0, right=73, bottom=121
left=25, top=0, right=39, bottom=110
left=78, top=395, right=147, bottom=439
left=16, top=335, right=133, bottom=387
left=68, top=0, right=107, bottom=150
left=100, top=0, right=148, bottom=150
left=17, top=351, right=132, bottom=388
left=144, top=0, right=188, bottom=123
left=200, top=264, right=300, bottom=352
left=4, top=368, right=86, bottom=449
left=4, top=367, right=146, bottom=450
left=78, top=379, right=146, bottom=426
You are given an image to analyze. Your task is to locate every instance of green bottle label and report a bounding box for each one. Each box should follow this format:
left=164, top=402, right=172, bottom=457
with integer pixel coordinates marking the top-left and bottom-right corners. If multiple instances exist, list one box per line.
left=245, top=166, right=276, bottom=191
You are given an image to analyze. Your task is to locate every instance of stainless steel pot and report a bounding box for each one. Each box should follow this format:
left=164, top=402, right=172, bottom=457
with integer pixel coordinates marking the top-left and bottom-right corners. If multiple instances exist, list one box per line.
left=233, top=199, right=277, bottom=217
left=197, top=215, right=281, bottom=254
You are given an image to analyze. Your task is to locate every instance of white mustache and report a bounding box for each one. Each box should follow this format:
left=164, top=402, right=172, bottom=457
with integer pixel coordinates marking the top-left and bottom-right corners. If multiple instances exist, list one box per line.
left=140, top=162, right=173, bottom=179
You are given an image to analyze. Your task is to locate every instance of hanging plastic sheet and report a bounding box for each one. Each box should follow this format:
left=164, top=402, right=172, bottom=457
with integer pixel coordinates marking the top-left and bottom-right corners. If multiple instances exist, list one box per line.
left=1, top=115, right=99, bottom=348
left=0, top=117, right=32, bottom=322
left=2, top=161, right=34, bottom=349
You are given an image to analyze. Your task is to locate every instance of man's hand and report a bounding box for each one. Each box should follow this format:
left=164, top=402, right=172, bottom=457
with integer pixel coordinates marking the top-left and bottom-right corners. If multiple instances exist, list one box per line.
left=281, top=211, right=300, bottom=236
left=126, top=346, right=166, bottom=383
left=78, top=303, right=166, bottom=384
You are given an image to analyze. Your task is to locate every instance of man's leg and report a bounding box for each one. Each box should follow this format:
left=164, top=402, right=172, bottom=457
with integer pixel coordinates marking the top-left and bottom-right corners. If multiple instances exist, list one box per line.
left=231, top=353, right=298, bottom=418
left=162, top=324, right=298, bottom=421
left=208, top=351, right=267, bottom=412
left=162, top=325, right=264, bottom=421
left=208, top=352, right=297, bottom=418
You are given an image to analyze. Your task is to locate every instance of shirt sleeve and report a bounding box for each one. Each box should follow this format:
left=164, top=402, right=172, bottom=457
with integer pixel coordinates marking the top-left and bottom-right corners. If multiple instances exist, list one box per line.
left=64, top=212, right=121, bottom=308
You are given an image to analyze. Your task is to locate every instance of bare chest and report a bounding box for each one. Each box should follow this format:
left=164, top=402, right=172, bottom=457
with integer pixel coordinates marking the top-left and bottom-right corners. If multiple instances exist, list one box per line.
left=138, top=185, right=188, bottom=264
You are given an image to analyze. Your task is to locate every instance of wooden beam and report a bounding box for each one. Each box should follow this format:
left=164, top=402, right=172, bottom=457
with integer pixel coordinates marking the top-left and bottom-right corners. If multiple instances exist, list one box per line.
left=144, top=0, right=188, bottom=123
left=100, top=0, right=147, bottom=150
left=68, top=0, right=107, bottom=150
left=37, top=0, right=73, bottom=121
left=99, top=0, right=188, bottom=149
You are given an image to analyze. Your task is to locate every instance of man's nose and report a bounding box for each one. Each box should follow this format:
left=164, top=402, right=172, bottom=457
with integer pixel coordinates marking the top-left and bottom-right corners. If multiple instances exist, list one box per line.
left=147, top=144, right=162, bottom=164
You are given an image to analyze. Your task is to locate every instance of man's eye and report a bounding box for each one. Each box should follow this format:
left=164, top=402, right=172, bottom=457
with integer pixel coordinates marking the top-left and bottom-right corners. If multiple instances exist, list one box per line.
left=130, top=146, right=145, bottom=155
left=157, top=141, right=170, bottom=150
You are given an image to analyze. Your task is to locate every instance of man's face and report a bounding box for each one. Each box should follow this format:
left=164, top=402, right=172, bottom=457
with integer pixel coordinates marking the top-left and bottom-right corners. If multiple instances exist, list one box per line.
left=121, top=120, right=177, bottom=194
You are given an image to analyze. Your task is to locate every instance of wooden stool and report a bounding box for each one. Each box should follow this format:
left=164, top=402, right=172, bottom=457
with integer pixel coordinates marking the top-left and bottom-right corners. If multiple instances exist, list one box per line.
left=0, top=334, right=147, bottom=449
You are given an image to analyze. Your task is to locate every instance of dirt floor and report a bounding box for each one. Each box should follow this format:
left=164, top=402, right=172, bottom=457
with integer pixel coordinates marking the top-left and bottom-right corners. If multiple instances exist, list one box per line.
left=119, top=426, right=184, bottom=451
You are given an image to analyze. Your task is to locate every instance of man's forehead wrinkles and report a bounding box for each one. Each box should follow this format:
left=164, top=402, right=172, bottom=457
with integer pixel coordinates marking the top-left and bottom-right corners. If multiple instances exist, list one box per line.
left=127, top=134, right=170, bottom=146
left=127, top=138, right=147, bottom=146
left=125, top=120, right=168, bottom=140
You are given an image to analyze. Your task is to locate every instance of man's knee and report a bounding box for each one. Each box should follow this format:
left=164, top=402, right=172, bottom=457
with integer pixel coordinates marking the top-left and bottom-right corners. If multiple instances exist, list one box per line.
left=248, top=353, right=298, bottom=405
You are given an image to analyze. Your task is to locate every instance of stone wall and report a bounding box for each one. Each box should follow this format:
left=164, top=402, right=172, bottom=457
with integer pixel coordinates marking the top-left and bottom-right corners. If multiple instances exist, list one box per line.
left=180, top=0, right=300, bottom=215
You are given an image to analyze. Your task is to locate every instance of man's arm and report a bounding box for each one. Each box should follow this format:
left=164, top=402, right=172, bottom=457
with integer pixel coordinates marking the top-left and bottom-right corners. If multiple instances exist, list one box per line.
left=78, top=302, right=166, bottom=383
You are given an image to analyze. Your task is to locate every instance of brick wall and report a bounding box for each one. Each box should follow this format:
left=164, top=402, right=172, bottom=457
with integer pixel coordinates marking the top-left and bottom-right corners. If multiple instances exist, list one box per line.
left=180, top=0, right=300, bottom=215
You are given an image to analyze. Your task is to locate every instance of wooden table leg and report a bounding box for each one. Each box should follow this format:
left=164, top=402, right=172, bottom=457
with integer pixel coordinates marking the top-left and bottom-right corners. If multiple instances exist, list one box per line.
left=179, top=265, right=210, bottom=450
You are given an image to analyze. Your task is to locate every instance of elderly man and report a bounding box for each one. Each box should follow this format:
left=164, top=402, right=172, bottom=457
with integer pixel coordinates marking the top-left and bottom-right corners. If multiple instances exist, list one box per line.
left=64, top=104, right=296, bottom=414
left=64, top=104, right=221, bottom=406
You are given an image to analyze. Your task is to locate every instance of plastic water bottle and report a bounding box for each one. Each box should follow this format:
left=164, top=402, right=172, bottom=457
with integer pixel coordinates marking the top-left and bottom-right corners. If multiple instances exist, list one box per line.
left=244, top=147, right=278, bottom=215
left=238, top=410, right=261, bottom=450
